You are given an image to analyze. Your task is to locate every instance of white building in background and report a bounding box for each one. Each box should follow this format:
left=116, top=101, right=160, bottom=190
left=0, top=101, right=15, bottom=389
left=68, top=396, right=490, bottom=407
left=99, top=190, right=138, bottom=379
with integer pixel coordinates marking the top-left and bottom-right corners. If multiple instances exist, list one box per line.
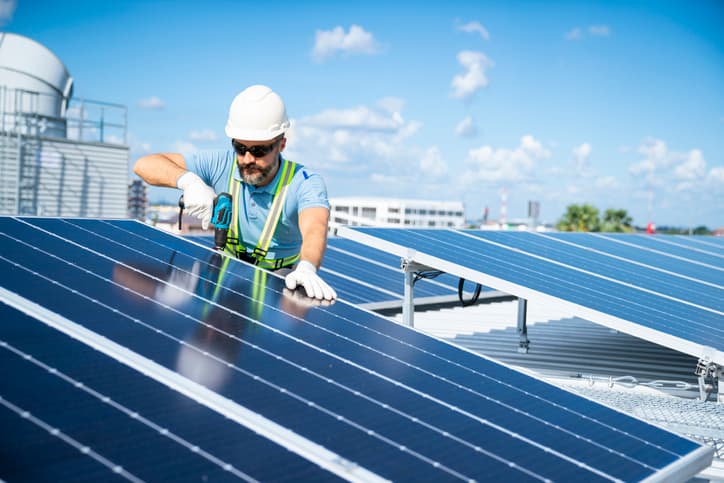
left=329, top=197, right=465, bottom=228
left=0, top=32, right=128, bottom=217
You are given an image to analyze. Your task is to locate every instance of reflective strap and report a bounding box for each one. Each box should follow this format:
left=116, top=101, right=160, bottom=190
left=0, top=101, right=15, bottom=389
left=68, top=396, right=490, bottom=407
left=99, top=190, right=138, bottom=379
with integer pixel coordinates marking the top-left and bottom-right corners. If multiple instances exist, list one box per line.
left=254, top=253, right=300, bottom=270
left=256, top=158, right=297, bottom=255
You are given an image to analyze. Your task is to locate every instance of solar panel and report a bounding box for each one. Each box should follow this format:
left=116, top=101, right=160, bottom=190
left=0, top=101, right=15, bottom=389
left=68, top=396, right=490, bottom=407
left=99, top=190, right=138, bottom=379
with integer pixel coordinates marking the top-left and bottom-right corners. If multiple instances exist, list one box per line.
left=1, top=217, right=714, bottom=481
left=337, top=227, right=724, bottom=367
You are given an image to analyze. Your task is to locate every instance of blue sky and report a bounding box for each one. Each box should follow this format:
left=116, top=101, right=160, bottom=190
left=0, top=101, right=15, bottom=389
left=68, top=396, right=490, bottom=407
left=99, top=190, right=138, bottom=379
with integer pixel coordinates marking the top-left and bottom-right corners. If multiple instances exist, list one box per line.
left=4, top=0, right=723, bottom=228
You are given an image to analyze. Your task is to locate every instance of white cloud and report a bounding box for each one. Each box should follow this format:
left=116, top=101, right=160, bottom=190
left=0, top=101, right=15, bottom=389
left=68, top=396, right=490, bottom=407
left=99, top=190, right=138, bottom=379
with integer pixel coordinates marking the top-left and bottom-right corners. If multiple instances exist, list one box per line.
left=299, top=105, right=404, bottom=131
left=456, top=21, right=490, bottom=40
left=462, top=134, right=551, bottom=183
left=594, top=175, right=618, bottom=189
left=284, top=100, right=422, bottom=172
left=189, top=129, right=219, bottom=142
left=565, top=27, right=582, bottom=41
left=629, top=137, right=671, bottom=175
left=455, top=116, right=477, bottom=138
left=311, top=25, right=380, bottom=63
left=589, top=25, right=611, bottom=37
left=674, top=149, right=706, bottom=180
left=566, top=25, right=611, bottom=40
left=138, top=96, right=165, bottom=110
left=376, top=96, right=405, bottom=114
left=450, top=51, right=494, bottom=100
left=708, top=166, right=724, bottom=184
left=173, top=141, right=197, bottom=158
left=572, top=142, right=592, bottom=175
left=419, top=147, right=448, bottom=178
left=0, top=0, right=16, bottom=24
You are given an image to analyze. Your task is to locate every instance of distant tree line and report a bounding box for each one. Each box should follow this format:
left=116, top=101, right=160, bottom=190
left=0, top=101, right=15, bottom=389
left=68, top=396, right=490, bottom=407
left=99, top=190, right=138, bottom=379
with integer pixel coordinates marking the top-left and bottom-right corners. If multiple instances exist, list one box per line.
left=556, top=204, right=632, bottom=232
left=556, top=204, right=712, bottom=234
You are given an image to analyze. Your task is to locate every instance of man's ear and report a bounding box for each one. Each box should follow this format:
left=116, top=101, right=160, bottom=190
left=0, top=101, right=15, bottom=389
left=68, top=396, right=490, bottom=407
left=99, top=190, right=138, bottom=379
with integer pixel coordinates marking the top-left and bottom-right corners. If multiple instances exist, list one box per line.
left=279, top=137, right=287, bottom=151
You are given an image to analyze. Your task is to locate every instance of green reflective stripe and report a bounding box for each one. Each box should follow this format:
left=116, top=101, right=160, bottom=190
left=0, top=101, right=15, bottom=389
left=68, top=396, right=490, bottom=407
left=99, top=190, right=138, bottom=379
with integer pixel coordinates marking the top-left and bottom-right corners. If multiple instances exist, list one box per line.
left=257, top=158, right=297, bottom=255
left=254, top=253, right=300, bottom=269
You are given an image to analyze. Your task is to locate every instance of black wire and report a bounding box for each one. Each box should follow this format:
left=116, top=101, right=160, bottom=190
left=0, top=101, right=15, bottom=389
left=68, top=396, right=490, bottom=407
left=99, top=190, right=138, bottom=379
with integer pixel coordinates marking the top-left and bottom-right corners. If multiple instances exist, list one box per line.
left=413, top=270, right=444, bottom=286
left=458, top=278, right=482, bottom=307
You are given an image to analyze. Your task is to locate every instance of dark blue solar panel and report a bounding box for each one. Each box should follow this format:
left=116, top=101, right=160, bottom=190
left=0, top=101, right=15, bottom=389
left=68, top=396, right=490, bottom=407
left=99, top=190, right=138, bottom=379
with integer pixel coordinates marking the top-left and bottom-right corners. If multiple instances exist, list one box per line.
left=343, top=228, right=724, bottom=363
left=0, top=303, right=338, bottom=482
left=461, top=231, right=722, bottom=312
left=669, top=235, right=724, bottom=251
left=542, top=232, right=723, bottom=286
left=599, top=233, right=724, bottom=267
left=0, top=217, right=712, bottom=481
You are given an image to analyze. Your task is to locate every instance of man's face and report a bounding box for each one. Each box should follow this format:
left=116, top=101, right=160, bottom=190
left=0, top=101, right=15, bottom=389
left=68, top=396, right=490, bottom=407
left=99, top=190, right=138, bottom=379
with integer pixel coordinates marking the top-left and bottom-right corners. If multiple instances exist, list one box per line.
left=232, top=136, right=286, bottom=186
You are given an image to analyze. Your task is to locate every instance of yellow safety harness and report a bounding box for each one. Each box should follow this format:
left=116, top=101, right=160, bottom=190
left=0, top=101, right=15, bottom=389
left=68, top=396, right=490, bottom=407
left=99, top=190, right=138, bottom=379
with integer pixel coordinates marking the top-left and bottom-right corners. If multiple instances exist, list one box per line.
left=223, top=156, right=301, bottom=270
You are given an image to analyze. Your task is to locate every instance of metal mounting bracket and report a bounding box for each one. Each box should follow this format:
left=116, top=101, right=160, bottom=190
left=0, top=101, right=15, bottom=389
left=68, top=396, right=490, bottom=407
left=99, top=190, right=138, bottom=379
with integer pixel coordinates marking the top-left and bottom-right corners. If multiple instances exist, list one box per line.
left=517, top=297, right=530, bottom=353
left=695, top=358, right=721, bottom=403
left=400, top=259, right=436, bottom=327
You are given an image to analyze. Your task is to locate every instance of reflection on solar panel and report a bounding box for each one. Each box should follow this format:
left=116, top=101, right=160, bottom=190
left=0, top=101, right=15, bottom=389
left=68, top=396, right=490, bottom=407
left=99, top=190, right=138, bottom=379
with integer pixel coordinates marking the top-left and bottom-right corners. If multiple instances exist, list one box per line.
left=338, top=227, right=724, bottom=368
left=1, top=217, right=714, bottom=481
left=186, top=234, right=488, bottom=308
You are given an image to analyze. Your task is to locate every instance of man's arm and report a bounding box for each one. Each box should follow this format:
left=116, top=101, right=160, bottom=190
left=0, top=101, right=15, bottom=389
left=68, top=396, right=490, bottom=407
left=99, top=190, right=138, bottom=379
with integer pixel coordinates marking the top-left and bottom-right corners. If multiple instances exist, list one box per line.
left=284, top=206, right=336, bottom=300
left=134, top=152, right=216, bottom=229
left=297, top=206, right=330, bottom=268
left=133, top=153, right=188, bottom=187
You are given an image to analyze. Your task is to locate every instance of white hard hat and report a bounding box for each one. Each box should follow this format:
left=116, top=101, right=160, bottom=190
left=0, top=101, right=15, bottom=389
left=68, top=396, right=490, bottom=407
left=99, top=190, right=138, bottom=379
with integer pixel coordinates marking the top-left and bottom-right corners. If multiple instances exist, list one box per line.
left=225, top=85, right=290, bottom=141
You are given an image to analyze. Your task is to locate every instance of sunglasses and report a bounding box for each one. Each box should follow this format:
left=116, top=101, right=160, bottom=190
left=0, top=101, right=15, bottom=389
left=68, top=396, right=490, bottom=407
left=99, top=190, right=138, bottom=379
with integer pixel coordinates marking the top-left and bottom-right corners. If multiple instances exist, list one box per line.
left=231, top=138, right=282, bottom=158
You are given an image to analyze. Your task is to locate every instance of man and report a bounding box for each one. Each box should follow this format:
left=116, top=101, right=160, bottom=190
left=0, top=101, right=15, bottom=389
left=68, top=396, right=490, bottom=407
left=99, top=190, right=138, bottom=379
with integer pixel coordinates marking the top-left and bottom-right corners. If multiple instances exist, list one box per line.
left=134, top=84, right=336, bottom=301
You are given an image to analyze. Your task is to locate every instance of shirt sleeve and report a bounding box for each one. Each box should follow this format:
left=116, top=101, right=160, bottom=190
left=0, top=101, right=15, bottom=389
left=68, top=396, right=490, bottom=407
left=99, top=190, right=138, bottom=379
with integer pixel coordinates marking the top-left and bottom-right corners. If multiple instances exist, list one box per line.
left=185, top=150, right=233, bottom=190
left=294, top=168, right=330, bottom=212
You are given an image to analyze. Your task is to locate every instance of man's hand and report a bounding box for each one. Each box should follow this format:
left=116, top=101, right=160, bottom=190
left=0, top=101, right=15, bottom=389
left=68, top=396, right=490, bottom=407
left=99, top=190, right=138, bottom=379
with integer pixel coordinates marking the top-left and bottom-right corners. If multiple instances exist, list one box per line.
left=284, top=260, right=337, bottom=301
left=177, top=171, right=216, bottom=229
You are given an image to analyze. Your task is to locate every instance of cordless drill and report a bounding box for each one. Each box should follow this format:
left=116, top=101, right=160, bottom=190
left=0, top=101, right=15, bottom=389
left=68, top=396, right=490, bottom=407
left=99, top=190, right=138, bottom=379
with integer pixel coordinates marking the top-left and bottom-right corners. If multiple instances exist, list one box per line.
left=177, top=192, right=233, bottom=250
left=210, top=192, right=233, bottom=250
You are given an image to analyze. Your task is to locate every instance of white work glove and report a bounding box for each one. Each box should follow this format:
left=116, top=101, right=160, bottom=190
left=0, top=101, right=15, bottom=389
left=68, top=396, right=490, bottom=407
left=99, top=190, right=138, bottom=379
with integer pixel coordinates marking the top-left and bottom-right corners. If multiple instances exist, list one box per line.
left=284, top=260, right=337, bottom=301
left=177, top=171, right=216, bottom=230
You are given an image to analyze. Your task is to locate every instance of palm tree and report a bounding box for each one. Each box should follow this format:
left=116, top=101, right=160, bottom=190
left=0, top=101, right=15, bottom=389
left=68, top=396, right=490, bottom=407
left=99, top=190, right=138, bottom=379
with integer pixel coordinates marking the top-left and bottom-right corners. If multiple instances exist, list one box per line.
left=601, top=209, right=633, bottom=232
left=556, top=204, right=600, bottom=232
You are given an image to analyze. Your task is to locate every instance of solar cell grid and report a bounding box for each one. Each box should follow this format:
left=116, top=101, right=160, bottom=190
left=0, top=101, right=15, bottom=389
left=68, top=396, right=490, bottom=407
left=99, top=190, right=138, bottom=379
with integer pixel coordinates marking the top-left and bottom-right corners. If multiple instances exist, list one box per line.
left=461, top=230, right=722, bottom=311
left=543, top=232, right=723, bottom=286
left=0, top=217, right=714, bottom=481
left=339, top=227, right=724, bottom=365
left=598, top=233, right=724, bottom=267
left=0, top=303, right=340, bottom=483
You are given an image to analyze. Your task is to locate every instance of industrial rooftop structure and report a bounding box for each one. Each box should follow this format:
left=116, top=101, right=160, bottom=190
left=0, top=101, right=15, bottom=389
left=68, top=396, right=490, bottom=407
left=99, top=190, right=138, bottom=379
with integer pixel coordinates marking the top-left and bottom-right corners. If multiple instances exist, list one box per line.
left=0, top=32, right=128, bottom=218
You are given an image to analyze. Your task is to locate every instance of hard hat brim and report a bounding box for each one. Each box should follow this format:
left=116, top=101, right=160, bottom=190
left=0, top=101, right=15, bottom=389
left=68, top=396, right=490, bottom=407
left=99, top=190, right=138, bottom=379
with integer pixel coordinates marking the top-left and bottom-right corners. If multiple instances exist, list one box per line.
left=225, top=123, right=289, bottom=141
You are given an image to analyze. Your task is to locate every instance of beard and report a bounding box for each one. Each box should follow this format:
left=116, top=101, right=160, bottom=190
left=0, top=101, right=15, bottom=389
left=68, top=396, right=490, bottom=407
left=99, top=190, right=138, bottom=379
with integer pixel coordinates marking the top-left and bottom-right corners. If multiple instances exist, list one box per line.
left=238, top=159, right=276, bottom=186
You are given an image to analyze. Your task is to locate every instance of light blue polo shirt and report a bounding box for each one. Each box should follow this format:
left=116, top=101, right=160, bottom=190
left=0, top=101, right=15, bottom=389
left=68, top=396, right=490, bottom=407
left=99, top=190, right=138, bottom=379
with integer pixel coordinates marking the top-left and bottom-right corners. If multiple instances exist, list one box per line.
left=186, top=150, right=330, bottom=260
